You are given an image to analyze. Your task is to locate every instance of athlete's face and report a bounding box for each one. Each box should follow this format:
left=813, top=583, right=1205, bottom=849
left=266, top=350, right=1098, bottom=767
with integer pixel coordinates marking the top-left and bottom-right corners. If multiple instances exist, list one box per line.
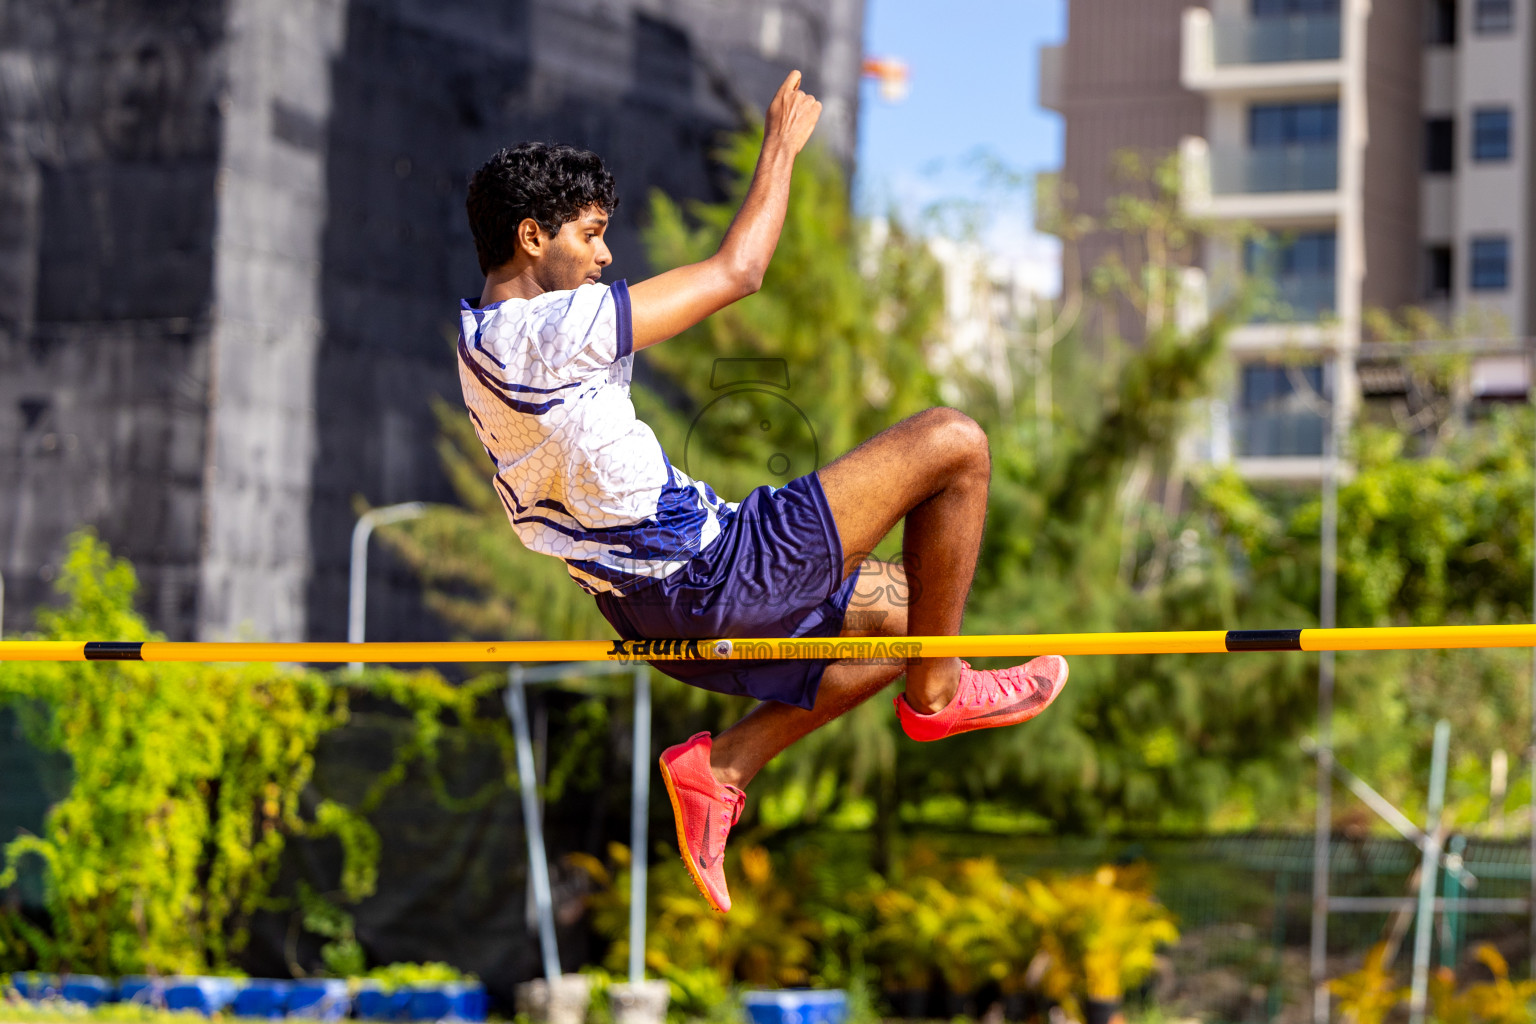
left=534, top=206, right=613, bottom=291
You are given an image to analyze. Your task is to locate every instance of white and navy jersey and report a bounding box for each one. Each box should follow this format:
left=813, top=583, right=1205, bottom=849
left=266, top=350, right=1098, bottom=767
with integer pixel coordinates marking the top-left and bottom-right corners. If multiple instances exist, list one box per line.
left=456, top=281, right=736, bottom=595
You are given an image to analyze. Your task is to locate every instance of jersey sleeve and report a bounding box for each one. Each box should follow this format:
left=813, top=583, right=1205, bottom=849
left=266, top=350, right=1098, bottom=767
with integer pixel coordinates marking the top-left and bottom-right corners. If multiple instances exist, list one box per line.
left=528, top=280, right=633, bottom=378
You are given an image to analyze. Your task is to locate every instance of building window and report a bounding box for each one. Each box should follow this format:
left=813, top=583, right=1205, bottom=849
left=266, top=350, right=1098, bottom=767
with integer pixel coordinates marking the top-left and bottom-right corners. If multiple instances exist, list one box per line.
left=1475, top=0, right=1513, bottom=32
left=1246, top=231, right=1337, bottom=276
left=1250, top=101, right=1339, bottom=146
left=1472, top=107, right=1512, bottom=161
left=1426, top=0, right=1459, bottom=44
left=1424, top=245, right=1453, bottom=298
left=1469, top=236, right=1509, bottom=290
left=1236, top=363, right=1327, bottom=458
left=1245, top=231, right=1337, bottom=322
left=1424, top=117, right=1455, bottom=172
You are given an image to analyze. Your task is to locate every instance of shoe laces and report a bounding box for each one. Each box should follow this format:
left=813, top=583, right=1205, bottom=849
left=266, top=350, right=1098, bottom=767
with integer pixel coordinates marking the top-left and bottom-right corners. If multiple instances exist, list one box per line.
left=722, top=786, right=746, bottom=826
left=959, top=661, right=1029, bottom=707
left=705, top=787, right=745, bottom=861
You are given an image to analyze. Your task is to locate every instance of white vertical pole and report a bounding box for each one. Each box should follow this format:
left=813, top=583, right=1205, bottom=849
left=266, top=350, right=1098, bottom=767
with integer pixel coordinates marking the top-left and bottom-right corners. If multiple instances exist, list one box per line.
left=1529, top=339, right=1536, bottom=977
left=628, top=666, right=651, bottom=986
left=347, top=502, right=426, bottom=672
left=505, top=669, right=563, bottom=981
left=1408, top=721, right=1451, bottom=1024
left=1312, top=349, right=1342, bottom=1024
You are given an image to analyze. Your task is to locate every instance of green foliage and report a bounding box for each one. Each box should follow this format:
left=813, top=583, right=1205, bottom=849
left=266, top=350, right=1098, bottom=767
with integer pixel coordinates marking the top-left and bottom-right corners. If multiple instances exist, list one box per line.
left=1022, top=864, right=1178, bottom=1013
left=0, top=532, right=353, bottom=975
left=578, top=843, right=1176, bottom=1020
left=0, top=532, right=517, bottom=978
left=363, top=961, right=477, bottom=990
left=1430, top=945, right=1536, bottom=1024
left=1200, top=403, right=1536, bottom=825
left=868, top=851, right=1037, bottom=997
left=1334, top=942, right=1536, bottom=1024
left=0, top=999, right=212, bottom=1024
left=571, top=843, right=820, bottom=988
left=894, top=153, right=1317, bottom=834
left=295, top=882, right=364, bottom=978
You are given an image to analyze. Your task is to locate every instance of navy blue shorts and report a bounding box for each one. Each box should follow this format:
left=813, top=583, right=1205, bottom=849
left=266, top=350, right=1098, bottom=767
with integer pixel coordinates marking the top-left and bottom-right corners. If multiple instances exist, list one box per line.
left=593, top=472, right=859, bottom=710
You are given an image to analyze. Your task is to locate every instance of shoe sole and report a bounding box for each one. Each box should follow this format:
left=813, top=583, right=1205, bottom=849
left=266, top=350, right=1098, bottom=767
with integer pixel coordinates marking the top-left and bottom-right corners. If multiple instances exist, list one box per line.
left=898, top=657, right=1068, bottom=741
left=658, top=754, right=729, bottom=913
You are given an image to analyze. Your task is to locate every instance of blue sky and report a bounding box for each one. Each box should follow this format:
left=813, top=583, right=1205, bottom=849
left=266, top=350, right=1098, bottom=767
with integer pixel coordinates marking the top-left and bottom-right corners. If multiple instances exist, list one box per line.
left=854, top=0, right=1067, bottom=291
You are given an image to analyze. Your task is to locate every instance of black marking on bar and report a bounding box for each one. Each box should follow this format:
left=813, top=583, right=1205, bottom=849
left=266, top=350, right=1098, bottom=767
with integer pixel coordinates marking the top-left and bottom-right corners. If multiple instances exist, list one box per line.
left=84, top=642, right=144, bottom=661
left=1225, top=629, right=1303, bottom=652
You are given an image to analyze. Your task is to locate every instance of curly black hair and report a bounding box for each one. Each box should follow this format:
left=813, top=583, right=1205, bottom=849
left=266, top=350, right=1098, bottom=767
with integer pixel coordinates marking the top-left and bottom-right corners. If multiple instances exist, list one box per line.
left=466, top=142, right=620, bottom=274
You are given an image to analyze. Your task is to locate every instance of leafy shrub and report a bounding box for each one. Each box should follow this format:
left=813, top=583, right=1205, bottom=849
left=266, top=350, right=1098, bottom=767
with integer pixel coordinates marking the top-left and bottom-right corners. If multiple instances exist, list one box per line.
left=0, top=532, right=515, bottom=978
left=571, top=843, right=820, bottom=989
left=1024, top=863, right=1179, bottom=1015
left=580, top=841, right=1177, bottom=1020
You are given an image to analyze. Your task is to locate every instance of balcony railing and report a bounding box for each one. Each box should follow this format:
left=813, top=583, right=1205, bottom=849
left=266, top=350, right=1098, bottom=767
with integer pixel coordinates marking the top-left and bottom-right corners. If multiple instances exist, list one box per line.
left=1212, top=143, right=1338, bottom=194
left=1213, top=14, right=1341, bottom=64
left=1233, top=408, right=1326, bottom=458
left=1248, top=274, right=1336, bottom=323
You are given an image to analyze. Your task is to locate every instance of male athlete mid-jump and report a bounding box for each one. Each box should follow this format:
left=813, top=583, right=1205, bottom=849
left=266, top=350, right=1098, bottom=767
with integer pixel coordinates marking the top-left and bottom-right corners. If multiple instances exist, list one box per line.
left=456, top=71, right=1067, bottom=912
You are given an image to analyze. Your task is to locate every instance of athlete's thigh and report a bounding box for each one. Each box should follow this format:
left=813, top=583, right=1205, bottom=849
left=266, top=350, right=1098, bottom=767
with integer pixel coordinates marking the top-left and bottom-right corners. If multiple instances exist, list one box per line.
left=817, top=407, right=985, bottom=574
left=840, top=558, right=910, bottom=638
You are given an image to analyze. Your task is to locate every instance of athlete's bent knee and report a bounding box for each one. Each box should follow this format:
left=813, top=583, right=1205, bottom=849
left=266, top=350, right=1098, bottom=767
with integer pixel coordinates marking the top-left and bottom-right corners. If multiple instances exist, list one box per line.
left=923, top=407, right=989, bottom=471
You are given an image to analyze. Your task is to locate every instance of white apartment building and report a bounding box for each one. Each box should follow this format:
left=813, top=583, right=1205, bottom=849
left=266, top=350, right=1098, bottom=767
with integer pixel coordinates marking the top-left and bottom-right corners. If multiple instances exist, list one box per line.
left=1042, top=0, right=1536, bottom=480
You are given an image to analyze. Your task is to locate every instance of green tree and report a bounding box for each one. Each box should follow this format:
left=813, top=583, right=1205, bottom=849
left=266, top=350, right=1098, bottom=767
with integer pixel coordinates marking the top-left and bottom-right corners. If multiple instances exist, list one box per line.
left=891, top=151, right=1319, bottom=833
left=0, top=532, right=519, bottom=976
left=0, top=533, right=367, bottom=974
left=1201, top=398, right=1536, bottom=827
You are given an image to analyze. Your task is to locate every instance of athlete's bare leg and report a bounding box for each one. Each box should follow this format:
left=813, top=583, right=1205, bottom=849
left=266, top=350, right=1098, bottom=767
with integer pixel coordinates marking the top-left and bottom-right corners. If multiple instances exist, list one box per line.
left=818, top=407, right=989, bottom=712
left=706, top=407, right=992, bottom=788
left=710, top=562, right=910, bottom=788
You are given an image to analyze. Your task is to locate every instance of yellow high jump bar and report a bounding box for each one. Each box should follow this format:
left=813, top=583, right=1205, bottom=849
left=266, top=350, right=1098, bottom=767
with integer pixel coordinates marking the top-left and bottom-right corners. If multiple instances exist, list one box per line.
left=3, top=624, right=1536, bottom=663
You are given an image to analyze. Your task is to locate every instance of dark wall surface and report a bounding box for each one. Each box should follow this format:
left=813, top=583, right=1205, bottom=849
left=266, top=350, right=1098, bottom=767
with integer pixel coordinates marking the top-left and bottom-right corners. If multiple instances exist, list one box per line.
left=0, top=0, right=228, bottom=638
left=0, top=0, right=864, bottom=641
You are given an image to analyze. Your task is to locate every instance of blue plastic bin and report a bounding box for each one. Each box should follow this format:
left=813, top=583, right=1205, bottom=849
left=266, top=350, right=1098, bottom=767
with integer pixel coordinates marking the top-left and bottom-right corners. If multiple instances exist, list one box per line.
left=9, top=973, right=61, bottom=1001
left=404, top=982, right=487, bottom=1022
left=742, top=989, right=848, bottom=1024
left=451, top=983, right=489, bottom=1022
left=287, top=978, right=351, bottom=1020
left=119, top=976, right=167, bottom=1007
left=232, top=979, right=291, bottom=1018
left=354, top=983, right=412, bottom=1021
left=61, top=975, right=114, bottom=1007
left=165, top=976, right=239, bottom=1015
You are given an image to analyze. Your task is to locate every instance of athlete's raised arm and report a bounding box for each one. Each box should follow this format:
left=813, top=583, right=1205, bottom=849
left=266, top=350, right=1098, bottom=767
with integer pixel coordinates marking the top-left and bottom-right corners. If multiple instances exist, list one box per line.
left=627, top=70, right=821, bottom=351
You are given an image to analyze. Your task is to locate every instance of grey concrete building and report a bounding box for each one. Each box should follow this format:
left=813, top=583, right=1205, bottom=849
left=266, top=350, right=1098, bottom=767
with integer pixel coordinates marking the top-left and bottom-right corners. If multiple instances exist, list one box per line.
left=0, top=0, right=865, bottom=640
left=1041, top=0, right=1536, bottom=480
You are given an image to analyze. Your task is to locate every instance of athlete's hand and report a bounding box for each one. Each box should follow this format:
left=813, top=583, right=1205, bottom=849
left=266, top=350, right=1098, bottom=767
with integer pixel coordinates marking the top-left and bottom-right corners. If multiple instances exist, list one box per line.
left=629, top=72, right=817, bottom=351
left=764, top=70, right=821, bottom=156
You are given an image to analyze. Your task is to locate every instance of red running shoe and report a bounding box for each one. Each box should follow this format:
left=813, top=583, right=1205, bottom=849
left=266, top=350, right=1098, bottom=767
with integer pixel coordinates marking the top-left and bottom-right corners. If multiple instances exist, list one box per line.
left=658, top=732, right=745, bottom=913
left=894, top=656, right=1068, bottom=742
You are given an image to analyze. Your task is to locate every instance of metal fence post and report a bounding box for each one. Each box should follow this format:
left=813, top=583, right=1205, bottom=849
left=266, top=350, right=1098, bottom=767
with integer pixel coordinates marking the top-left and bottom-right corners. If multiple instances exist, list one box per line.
left=347, top=503, right=426, bottom=672
left=505, top=668, right=564, bottom=981
left=628, top=665, right=651, bottom=986
left=1312, top=356, right=1342, bottom=1024
left=1408, top=720, right=1451, bottom=1024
